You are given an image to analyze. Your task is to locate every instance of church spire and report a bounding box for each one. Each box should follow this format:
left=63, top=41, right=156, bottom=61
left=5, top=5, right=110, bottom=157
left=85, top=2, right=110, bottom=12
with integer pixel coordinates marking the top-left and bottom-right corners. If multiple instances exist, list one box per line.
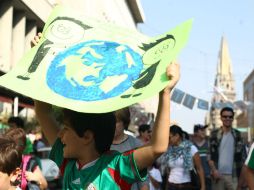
left=217, top=36, right=233, bottom=76
left=214, top=36, right=236, bottom=98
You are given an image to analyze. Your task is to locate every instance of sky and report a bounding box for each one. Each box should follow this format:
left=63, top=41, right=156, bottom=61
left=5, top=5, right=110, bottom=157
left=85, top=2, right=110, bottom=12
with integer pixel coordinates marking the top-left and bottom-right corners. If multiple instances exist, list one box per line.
left=138, top=0, right=254, bottom=133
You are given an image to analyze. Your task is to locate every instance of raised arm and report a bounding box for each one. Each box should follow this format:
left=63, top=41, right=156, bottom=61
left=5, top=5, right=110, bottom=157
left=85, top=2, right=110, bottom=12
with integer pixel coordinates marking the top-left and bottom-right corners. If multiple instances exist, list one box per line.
left=134, top=61, right=180, bottom=170
left=34, top=101, right=60, bottom=145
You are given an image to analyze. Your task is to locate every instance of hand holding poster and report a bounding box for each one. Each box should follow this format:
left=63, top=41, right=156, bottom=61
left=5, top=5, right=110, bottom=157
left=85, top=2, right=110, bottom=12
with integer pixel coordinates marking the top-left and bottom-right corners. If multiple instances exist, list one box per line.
left=0, top=6, right=192, bottom=113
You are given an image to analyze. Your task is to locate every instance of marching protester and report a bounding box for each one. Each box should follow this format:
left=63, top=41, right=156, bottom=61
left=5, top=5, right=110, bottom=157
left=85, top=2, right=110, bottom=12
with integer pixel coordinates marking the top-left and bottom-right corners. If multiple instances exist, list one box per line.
left=111, top=107, right=149, bottom=190
left=0, top=136, right=22, bottom=190
left=5, top=128, right=48, bottom=190
left=243, top=142, right=254, bottom=190
left=8, top=116, right=33, bottom=154
left=192, top=124, right=212, bottom=190
left=237, top=142, right=254, bottom=190
left=164, top=125, right=205, bottom=190
left=165, top=125, right=205, bottom=190
left=209, top=107, right=246, bottom=190
left=33, top=31, right=180, bottom=190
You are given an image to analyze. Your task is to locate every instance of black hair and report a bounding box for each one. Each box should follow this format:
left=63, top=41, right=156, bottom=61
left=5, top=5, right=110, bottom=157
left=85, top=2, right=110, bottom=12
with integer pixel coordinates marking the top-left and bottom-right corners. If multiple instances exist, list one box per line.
left=138, top=124, right=150, bottom=133
left=220, top=107, right=234, bottom=117
left=63, top=109, right=116, bottom=155
left=170, top=125, right=183, bottom=139
left=0, top=136, right=22, bottom=175
left=182, top=131, right=190, bottom=140
left=8, top=116, right=24, bottom=128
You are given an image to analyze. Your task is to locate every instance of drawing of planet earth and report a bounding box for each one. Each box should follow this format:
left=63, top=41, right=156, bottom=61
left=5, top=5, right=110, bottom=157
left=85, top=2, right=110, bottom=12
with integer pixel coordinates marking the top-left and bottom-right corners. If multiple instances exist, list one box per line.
left=46, top=40, right=143, bottom=101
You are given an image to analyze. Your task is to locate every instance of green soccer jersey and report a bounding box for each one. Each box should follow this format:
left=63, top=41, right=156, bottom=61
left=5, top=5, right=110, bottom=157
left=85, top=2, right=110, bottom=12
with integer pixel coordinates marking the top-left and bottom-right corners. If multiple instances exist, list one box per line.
left=23, top=137, right=33, bottom=154
left=50, top=138, right=147, bottom=190
left=245, top=143, right=254, bottom=169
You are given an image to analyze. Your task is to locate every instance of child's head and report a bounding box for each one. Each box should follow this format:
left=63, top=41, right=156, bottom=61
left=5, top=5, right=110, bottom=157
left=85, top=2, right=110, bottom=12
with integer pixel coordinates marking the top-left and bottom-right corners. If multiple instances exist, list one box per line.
left=138, top=124, right=151, bottom=142
left=115, top=107, right=130, bottom=130
left=114, top=107, right=130, bottom=138
left=7, top=116, right=24, bottom=129
left=0, top=136, right=22, bottom=190
left=138, top=124, right=151, bottom=134
left=62, top=109, right=116, bottom=155
left=5, top=128, right=26, bottom=154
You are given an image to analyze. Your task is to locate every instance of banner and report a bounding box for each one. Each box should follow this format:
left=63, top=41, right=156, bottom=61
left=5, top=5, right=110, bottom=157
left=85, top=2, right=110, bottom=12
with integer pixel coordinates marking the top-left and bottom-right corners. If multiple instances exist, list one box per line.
left=197, top=99, right=209, bottom=110
left=182, top=93, right=196, bottom=109
left=171, top=88, right=185, bottom=104
left=171, top=88, right=250, bottom=111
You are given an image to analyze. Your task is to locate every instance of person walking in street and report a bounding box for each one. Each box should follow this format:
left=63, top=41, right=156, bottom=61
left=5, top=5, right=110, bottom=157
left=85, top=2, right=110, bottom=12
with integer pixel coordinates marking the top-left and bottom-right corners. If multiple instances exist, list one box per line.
left=192, top=124, right=212, bottom=190
left=165, top=125, right=205, bottom=190
left=209, top=107, right=246, bottom=190
left=111, top=107, right=149, bottom=190
left=237, top=141, right=254, bottom=190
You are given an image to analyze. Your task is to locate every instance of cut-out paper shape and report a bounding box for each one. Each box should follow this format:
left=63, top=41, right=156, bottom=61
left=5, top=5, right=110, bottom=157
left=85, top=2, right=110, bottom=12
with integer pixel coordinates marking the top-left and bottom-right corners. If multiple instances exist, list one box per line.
left=197, top=99, right=209, bottom=110
left=171, top=88, right=185, bottom=104
left=0, top=6, right=192, bottom=113
left=182, top=94, right=196, bottom=110
left=212, top=102, right=222, bottom=109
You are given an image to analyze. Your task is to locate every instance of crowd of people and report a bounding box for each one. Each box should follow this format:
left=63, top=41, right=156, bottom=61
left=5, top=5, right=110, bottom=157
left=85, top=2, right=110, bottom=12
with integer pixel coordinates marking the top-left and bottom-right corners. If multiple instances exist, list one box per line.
left=1, top=105, right=254, bottom=190
left=0, top=34, right=254, bottom=190
left=0, top=116, right=48, bottom=190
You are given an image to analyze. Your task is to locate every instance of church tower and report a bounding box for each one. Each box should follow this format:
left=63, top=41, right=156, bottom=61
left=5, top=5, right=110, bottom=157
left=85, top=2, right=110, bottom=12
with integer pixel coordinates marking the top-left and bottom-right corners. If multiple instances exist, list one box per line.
left=208, top=36, right=236, bottom=129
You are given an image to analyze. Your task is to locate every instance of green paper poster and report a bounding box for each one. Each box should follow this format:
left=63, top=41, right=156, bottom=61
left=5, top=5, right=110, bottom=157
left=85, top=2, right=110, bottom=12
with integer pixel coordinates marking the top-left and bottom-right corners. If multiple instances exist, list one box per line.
left=0, top=6, right=192, bottom=113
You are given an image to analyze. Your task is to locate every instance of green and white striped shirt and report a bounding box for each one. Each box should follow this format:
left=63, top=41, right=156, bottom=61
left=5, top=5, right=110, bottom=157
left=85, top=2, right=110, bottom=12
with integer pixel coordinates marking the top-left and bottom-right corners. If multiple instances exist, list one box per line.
left=245, top=143, right=254, bottom=169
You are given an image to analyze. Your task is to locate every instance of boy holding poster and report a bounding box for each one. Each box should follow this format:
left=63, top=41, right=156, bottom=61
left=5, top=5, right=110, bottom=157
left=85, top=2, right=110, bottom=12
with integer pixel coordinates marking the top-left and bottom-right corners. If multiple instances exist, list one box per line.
left=32, top=34, right=180, bottom=189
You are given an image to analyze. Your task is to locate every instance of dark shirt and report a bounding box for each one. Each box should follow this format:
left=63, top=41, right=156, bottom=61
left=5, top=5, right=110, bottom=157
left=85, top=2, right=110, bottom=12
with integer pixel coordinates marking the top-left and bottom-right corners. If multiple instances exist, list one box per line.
left=194, top=140, right=211, bottom=177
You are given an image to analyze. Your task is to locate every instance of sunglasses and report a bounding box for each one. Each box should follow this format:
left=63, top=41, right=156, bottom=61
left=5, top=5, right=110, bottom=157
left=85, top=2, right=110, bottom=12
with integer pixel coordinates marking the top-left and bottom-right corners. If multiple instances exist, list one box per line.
left=221, top=115, right=233, bottom=119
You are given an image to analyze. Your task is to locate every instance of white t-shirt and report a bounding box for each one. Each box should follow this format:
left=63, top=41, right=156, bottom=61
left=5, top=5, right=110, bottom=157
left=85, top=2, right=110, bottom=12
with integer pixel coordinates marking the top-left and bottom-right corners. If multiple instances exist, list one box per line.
left=149, top=167, right=162, bottom=190
left=168, top=145, right=198, bottom=184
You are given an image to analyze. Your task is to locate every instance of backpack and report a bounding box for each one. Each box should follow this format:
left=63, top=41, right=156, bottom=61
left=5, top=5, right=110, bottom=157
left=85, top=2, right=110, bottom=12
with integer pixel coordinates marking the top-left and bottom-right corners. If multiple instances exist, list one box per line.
left=21, top=155, right=40, bottom=190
